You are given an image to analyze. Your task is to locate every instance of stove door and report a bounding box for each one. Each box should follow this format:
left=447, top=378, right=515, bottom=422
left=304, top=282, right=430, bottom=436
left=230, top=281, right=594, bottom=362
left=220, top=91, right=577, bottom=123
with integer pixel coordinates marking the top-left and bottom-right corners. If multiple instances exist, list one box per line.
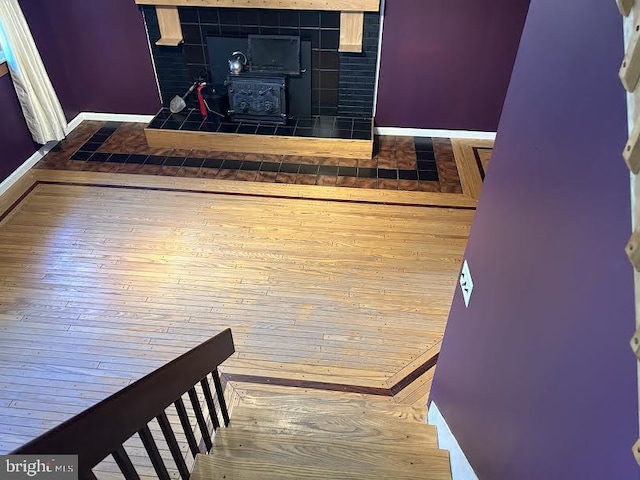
left=227, top=75, right=287, bottom=124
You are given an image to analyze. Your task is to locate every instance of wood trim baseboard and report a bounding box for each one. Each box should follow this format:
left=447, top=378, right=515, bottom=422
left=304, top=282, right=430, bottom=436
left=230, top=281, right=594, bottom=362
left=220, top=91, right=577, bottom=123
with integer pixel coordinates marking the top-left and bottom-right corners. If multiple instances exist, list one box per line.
left=0, top=62, right=8, bottom=78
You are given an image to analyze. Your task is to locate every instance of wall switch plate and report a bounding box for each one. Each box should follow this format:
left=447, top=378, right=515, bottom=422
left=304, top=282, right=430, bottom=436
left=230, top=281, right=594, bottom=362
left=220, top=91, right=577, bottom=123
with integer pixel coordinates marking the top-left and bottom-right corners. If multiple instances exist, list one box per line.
left=459, top=260, right=473, bottom=308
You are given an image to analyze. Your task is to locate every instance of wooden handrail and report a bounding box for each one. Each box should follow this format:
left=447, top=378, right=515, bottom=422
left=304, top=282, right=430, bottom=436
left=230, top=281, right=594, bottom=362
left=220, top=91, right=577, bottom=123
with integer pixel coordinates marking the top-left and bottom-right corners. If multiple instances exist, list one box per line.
left=11, top=328, right=235, bottom=478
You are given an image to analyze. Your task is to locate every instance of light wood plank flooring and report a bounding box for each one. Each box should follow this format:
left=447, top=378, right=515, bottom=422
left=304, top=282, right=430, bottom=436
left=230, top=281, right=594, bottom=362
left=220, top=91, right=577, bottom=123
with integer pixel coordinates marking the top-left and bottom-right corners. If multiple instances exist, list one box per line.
left=0, top=171, right=473, bottom=453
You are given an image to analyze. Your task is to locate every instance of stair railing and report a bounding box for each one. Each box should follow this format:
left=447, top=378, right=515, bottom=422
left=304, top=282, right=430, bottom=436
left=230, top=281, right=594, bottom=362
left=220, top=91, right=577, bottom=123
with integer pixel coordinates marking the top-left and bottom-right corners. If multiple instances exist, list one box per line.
left=11, top=328, right=235, bottom=480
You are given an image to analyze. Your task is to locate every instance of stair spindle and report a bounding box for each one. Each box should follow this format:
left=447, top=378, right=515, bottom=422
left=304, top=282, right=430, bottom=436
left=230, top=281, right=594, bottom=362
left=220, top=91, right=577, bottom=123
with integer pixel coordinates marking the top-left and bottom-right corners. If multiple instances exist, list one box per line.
left=82, top=470, right=100, bottom=480
left=188, top=387, right=213, bottom=451
left=200, top=377, right=221, bottom=430
left=156, top=411, right=191, bottom=480
left=212, top=368, right=230, bottom=427
left=175, top=397, right=202, bottom=457
left=138, top=424, right=171, bottom=480
left=112, top=445, right=141, bottom=480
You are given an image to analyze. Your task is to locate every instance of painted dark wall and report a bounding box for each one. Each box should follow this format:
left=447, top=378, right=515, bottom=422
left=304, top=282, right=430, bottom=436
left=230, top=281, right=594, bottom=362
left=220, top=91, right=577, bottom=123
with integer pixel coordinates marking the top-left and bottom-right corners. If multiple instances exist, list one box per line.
left=19, top=0, right=160, bottom=120
left=15, top=0, right=528, bottom=130
left=376, top=0, right=529, bottom=131
left=18, top=1, right=80, bottom=120
left=0, top=75, right=38, bottom=182
left=429, top=1, right=637, bottom=479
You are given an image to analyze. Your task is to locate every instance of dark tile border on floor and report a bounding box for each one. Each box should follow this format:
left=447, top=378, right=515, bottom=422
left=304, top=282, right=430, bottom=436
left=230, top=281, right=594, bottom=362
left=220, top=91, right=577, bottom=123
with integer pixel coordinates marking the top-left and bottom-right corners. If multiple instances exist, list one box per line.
left=62, top=122, right=453, bottom=192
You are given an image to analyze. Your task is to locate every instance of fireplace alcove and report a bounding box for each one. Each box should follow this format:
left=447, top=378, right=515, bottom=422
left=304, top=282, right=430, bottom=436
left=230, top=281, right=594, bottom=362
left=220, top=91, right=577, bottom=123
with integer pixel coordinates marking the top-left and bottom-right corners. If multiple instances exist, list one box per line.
left=137, top=0, right=380, bottom=159
left=212, top=34, right=307, bottom=123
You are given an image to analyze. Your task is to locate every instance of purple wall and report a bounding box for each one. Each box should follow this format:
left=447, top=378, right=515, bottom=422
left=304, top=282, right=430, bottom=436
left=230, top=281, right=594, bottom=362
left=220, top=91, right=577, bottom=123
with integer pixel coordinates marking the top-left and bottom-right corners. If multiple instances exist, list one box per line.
left=17, top=1, right=79, bottom=120
left=0, top=75, right=38, bottom=183
left=376, top=0, right=529, bottom=131
left=16, top=0, right=527, bottom=130
left=429, top=0, right=637, bottom=478
left=19, top=0, right=160, bottom=120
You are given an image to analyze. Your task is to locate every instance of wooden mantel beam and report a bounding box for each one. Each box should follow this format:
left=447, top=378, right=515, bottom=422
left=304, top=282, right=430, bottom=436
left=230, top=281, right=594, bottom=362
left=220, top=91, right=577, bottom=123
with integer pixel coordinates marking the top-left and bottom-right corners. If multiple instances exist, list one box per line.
left=134, top=0, right=380, bottom=12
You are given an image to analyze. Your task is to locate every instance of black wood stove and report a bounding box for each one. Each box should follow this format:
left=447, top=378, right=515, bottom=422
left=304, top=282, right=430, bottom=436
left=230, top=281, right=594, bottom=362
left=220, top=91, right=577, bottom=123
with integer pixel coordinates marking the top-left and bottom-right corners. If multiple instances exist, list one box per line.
left=226, top=35, right=300, bottom=125
left=226, top=74, right=287, bottom=124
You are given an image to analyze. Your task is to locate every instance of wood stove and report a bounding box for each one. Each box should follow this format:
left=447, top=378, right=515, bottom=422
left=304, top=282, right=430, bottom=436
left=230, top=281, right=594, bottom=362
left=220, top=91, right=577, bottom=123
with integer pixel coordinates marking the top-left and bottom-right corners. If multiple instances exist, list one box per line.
left=226, top=35, right=301, bottom=125
left=226, top=74, right=287, bottom=124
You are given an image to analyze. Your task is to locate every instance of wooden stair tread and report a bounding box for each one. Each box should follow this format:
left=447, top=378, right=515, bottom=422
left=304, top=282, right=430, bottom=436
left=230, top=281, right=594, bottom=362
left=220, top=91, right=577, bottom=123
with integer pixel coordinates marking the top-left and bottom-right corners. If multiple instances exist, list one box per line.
left=206, top=430, right=449, bottom=474
left=192, top=452, right=451, bottom=480
left=227, top=406, right=438, bottom=447
left=236, top=394, right=427, bottom=424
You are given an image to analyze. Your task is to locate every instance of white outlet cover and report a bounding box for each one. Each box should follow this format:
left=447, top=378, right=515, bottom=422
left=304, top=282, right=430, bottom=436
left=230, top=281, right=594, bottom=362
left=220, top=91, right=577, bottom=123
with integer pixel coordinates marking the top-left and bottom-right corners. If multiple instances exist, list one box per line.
left=459, top=260, right=473, bottom=308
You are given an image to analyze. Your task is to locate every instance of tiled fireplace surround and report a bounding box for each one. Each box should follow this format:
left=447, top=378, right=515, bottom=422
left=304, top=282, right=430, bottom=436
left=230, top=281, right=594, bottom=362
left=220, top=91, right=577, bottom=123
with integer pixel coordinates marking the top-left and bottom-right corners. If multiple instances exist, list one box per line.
left=97, top=4, right=470, bottom=196
left=141, top=6, right=380, bottom=118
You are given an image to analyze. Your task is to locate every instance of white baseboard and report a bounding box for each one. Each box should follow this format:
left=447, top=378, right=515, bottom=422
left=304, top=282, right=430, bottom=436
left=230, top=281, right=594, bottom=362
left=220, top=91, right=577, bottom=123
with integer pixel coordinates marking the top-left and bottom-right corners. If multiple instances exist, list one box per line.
left=81, top=112, right=155, bottom=123
left=375, top=126, right=496, bottom=140
left=64, top=113, right=84, bottom=135
left=0, top=141, right=53, bottom=197
left=428, top=401, right=479, bottom=480
left=0, top=112, right=154, bottom=198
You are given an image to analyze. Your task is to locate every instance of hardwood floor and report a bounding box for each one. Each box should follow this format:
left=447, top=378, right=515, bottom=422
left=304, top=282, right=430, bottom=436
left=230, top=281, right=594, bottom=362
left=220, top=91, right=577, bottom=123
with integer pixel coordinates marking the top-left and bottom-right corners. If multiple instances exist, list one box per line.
left=0, top=136, right=478, bottom=454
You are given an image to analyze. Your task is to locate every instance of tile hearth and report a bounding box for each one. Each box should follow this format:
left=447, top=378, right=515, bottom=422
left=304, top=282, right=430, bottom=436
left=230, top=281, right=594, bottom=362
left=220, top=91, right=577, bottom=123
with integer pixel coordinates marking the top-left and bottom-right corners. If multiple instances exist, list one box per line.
left=36, top=120, right=466, bottom=194
left=148, top=108, right=373, bottom=140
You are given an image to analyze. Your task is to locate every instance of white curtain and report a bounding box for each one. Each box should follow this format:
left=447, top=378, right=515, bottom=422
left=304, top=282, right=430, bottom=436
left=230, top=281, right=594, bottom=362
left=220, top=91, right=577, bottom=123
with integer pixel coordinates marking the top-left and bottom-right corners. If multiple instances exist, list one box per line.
left=0, top=0, right=66, bottom=144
